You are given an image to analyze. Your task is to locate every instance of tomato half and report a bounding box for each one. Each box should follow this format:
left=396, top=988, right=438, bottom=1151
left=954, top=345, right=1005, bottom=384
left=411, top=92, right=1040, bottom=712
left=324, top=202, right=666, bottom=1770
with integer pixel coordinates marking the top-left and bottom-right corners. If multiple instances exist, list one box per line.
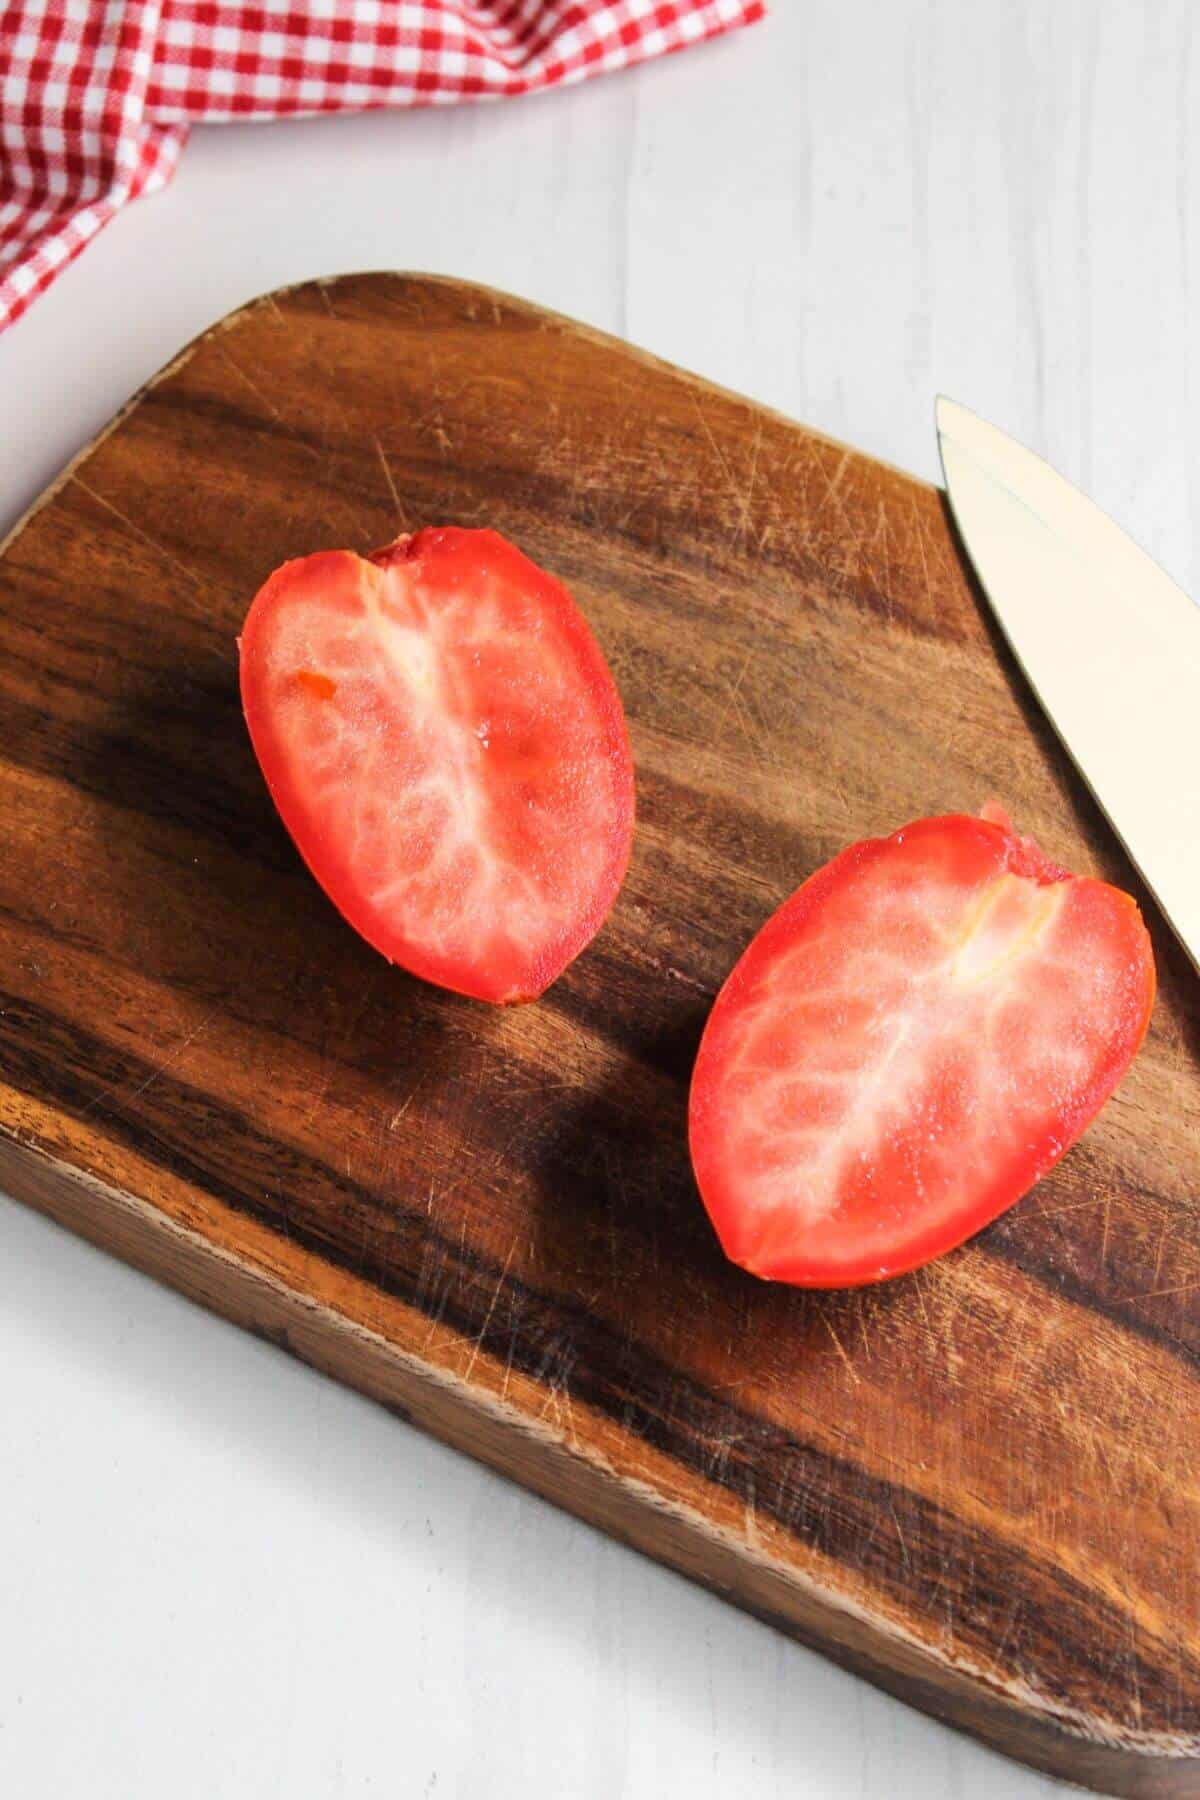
left=239, top=529, right=635, bottom=1003
left=688, top=808, right=1155, bottom=1286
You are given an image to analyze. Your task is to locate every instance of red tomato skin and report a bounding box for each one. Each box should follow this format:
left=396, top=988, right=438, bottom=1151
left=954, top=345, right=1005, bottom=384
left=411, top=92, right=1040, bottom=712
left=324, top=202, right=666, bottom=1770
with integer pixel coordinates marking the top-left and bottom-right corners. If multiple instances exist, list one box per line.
left=239, top=530, right=635, bottom=1004
left=688, top=813, right=1156, bottom=1288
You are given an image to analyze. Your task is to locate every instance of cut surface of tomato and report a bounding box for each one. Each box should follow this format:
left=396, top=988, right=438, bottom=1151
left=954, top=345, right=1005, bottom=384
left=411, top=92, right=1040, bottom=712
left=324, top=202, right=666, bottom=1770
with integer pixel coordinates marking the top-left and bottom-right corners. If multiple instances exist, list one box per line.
left=689, top=810, right=1155, bottom=1287
left=239, top=528, right=635, bottom=1003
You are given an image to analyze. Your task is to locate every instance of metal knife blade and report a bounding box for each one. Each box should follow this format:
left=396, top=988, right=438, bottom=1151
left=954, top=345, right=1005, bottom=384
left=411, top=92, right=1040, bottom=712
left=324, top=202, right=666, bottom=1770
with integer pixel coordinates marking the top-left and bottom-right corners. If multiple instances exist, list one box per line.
left=937, top=396, right=1200, bottom=974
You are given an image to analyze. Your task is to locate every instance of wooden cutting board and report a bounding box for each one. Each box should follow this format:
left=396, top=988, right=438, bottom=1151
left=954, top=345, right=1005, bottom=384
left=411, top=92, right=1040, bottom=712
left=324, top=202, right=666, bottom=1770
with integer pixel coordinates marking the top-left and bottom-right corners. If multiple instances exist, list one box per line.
left=2, top=275, right=1198, bottom=1796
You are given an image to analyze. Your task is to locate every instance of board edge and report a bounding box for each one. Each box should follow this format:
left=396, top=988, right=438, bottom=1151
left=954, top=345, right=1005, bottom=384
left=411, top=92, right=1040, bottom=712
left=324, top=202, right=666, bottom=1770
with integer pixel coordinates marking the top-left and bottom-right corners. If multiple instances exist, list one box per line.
left=2, top=1129, right=1198, bottom=1800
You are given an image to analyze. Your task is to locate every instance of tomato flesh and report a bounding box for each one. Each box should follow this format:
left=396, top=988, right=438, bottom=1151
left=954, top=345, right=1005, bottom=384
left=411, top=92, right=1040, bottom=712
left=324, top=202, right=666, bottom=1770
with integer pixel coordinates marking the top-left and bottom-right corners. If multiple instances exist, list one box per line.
left=689, top=810, right=1155, bottom=1286
left=239, top=529, right=634, bottom=1003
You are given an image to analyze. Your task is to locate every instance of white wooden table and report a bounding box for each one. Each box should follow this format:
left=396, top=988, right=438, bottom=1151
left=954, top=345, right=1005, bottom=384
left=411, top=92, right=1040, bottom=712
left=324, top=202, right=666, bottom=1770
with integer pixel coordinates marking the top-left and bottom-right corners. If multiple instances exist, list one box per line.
left=2, top=5, right=1195, bottom=1794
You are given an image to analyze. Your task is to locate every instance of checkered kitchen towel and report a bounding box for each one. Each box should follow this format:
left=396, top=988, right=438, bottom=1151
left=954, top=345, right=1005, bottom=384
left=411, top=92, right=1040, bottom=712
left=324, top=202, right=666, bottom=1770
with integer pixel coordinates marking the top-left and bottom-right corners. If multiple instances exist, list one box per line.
left=0, top=0, right=763, bottom=332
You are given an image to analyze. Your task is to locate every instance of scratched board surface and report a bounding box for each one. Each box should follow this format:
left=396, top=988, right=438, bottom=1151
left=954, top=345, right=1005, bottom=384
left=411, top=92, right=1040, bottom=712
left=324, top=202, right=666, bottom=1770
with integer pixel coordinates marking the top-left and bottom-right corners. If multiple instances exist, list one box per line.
left=2, top=276, right=1199, bottom=1797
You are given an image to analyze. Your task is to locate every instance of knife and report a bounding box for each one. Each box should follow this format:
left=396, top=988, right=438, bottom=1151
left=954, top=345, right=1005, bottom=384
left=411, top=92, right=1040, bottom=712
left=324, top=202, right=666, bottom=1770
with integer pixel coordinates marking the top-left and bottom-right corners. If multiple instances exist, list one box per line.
left=936, top=397, right=1200, bottom=975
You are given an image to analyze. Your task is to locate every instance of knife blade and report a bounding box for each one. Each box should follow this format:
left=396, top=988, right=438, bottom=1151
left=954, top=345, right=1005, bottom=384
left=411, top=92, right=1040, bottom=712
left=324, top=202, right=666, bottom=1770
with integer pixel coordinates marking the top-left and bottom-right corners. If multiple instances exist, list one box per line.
left=936, top=396, right=1200, bottom=974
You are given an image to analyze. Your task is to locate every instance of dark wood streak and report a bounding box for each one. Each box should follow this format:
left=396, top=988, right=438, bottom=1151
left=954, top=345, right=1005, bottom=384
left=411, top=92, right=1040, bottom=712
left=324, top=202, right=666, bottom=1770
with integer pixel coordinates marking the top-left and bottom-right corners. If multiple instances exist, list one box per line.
left=0, top=985, right=1194, bottom=1734
left=5, top=792, right=1199, bottom=1387
left=5, top=831, right=1198, bottom=1391
left=985, top=1221, right=1200, bottom=1372
left=2, top=274, right=1199, bottom=1796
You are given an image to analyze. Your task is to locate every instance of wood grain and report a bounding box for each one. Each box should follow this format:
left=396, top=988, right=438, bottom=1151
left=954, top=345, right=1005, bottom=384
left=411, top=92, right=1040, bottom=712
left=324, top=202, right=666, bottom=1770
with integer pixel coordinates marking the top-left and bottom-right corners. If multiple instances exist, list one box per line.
left=1, top=274, right=1198, bottom=1796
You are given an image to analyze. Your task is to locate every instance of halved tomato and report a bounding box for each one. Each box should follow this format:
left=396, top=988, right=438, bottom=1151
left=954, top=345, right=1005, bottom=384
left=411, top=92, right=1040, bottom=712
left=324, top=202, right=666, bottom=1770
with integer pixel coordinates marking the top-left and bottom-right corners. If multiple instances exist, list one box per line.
left=239, top=529, right=634, bottom=1003
left=688, top=808, right=1155, bottom=1286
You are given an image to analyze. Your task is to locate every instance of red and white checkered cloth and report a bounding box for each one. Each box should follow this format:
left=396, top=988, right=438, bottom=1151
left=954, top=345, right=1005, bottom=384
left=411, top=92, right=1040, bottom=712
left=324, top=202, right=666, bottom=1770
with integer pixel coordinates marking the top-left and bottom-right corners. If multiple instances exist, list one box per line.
left=0, top=0, right=763, bottom=332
